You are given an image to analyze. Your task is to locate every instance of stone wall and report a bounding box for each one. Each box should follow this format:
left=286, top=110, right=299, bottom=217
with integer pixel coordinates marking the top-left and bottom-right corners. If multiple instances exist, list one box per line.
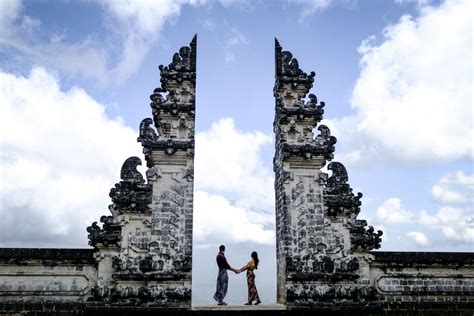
left=0, top=248, right=96, bottom=313
left=370, top=252, right=474, bottom=311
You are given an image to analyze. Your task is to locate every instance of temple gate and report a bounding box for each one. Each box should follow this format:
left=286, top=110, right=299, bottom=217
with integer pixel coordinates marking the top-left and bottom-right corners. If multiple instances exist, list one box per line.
left=0, top=36, right=472, bottom=315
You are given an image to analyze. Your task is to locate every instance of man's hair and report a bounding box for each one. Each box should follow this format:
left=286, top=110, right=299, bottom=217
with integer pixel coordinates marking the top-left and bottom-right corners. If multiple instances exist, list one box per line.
left=219, top=245, right=225, bottom=251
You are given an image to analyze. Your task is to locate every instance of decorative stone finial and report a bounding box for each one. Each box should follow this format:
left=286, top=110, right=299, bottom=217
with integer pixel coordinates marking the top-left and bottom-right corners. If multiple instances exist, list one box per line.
left=120, top=156, right=144, bottom=183
left=275, top=37, right=315, bottom=88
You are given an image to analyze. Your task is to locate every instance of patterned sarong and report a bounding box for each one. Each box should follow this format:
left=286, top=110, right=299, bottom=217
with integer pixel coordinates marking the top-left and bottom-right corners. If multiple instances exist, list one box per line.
left=247, top=269, right=260, bottom=303
left=213, top=268, right=228, bottom=302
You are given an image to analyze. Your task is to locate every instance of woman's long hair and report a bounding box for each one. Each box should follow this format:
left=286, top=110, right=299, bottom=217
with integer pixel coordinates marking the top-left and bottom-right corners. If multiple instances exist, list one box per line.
left=251, top=251, right=259, bottom=269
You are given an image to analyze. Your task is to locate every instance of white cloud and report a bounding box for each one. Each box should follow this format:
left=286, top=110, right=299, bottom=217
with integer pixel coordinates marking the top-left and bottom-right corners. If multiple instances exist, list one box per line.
left=329, top=0, right=473, bottom=165
left=395, top=0, right=433, bottom=6
left=407, top=231, right=430, bottom=246
left=375, top=170, right=473, bottom=247
left=195, top=117, right=274, bottom=211
left=198, top=18, right=216, bottom=31
left=193, top=118, right=276, bottom=245
left=225, top=51, right=236, bottom=63
left=101, top=0, right=186, bottom=83
left=218, top=25, right=248, bottom=63
left=439, top=170, right=474, bottom=188
left=217, top=0, right=259, bottom=10
left=224, top=26, right=248, bottom=48
left=376, top=197, right=415, bottom=224
left=419, top=206, right=473, bottom=243
left=0, top=0, right=202, bottom=85
left=0, top=68, right=141, bottom=247
left=0, top=0, right=22, bottom=30
left=290, top=0, right=333, bottom=21
left=194, top=191, right=275, bottom=245
left=424, top=170, right=473, bottom=243
left=431, top=185, right=467, bottom=204
left=0, top=71, right=275, bottom=247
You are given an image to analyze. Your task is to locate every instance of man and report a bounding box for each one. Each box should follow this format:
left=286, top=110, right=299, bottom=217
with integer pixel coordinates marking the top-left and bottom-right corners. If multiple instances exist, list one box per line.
left=213, top=245, right=238, bottom=305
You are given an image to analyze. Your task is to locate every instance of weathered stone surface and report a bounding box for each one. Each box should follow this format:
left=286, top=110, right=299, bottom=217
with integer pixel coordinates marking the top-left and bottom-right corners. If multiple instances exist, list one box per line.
left=273, top=38, right=370, bottom=308
left=0, top=248, right=97, bottom=313
left=272, top=38, right=472, bottom=312
left=86, top=36, right=196, bottom=309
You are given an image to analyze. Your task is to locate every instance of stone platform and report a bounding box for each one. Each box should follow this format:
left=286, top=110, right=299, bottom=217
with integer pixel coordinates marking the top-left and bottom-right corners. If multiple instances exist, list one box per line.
left=192, top=303, right=286, bottom=311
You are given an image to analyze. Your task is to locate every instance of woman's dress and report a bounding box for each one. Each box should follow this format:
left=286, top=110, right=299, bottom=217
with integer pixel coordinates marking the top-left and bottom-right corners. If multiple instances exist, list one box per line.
left=246, top=259, right=260, bottom=303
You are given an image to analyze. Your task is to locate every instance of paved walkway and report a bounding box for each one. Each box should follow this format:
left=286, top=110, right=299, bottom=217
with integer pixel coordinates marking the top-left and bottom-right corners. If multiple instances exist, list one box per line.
left=192, top=304, right=286, bottom=311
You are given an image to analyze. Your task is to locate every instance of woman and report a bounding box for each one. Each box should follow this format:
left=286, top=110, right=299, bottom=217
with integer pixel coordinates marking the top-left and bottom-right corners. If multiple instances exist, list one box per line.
left=238, top=251, right=261, bottom=305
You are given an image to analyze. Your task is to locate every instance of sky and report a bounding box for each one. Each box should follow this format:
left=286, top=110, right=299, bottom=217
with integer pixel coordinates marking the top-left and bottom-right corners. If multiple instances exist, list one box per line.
left=0, top=0, right=472, bottom=305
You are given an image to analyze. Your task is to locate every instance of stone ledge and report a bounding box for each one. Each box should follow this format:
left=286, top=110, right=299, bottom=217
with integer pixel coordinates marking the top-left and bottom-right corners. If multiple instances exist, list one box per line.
left=372, top=251, right=474, bottom=265
left=0, top=248, right=95, bottom=263
left=192, top=303, right=286, bottom=311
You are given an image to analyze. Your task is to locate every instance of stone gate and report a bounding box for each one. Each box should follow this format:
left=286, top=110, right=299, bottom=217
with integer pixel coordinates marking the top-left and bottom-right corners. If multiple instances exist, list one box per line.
left=0, top=36, right=473, bottom=315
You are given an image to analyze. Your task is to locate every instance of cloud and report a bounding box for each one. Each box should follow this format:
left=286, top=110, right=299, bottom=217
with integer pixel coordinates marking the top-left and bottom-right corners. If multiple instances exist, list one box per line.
left=101, top=0, right=186, bottom=83
left=193, top=118, right=275, bottom=246
left=328, top=0, right=473, bottom=165
left=195, top=117, right=274, bottom=211
left=217, top=0, right=260, bottom=10
left=419, top=207, right=473, bottom=244
left=374, top=170, right=473, bottom=246
left=422, top=170, right=473, bottom=243
left=194, top=191, right=275, bottom=245
left=0, top=73, right=275, bottom=247
left=217, top=25, right=249, bottom=63
left=198, top=18, right=216, bottom=31
left=0, top=68, right=141, bottom=247
left=395, top=0, right=433, bottom=6
left=376, top=197, right=415, bottom=224
left=290, top=0, right=333, bottom=21
left=407, top=231, right=430, bottom=246
left=431, top=170, right=474, bottom=204
left=0, top=0, right=201, bottom=85
left=0, top=0, right=22, bottom=30
left=432, top=185, right=467, bottom=204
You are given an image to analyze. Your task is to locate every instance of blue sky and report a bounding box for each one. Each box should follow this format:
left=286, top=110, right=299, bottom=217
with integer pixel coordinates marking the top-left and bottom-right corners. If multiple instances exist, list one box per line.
left=0, top=0, right=472, bottom=304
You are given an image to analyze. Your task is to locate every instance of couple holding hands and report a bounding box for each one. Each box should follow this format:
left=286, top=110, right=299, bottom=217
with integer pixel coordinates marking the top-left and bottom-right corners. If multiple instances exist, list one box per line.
left=213, top=245, right=261, bottom=306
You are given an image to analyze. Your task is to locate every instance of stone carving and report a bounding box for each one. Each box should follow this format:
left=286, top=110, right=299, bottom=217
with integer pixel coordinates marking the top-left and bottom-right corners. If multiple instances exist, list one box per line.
left=164, top=46, right=193, bottom=72
left=287, top=284, right=378, bottom=304
left=120, top=156, right=145, bottom=183
left=86, top=216, right=121, bottom=248
left=149, top=35, right=196, bottom=123
left=140, top=36, right=196, bottom=175
left=274, top=39, right=383, bottom=308
left=91, top=284, right=191, bottom=302
left=323, top=161, right=362, bottom=216
left=109, top=157, right=152, bottom=213
left=146, top=166, right=161, bottom=181
left=138, top=118, right=158, bottom=143
left=93, top=36, right=196, bottom=308
left=351, top=220, right=383, bottom=251
left=314, top=125, right=336, bottom=150
left=87, top=156, right=152, bottom=248
left=275, top=38, right=315, bottom=87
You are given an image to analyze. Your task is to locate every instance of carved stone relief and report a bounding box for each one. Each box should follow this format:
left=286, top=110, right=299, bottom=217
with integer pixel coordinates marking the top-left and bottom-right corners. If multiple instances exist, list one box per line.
left=274, top=38, right=383, bottom=307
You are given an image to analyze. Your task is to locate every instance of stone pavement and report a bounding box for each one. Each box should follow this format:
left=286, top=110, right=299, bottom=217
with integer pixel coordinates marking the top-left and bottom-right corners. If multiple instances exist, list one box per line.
left=192, top=304, right=286, bottom=311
